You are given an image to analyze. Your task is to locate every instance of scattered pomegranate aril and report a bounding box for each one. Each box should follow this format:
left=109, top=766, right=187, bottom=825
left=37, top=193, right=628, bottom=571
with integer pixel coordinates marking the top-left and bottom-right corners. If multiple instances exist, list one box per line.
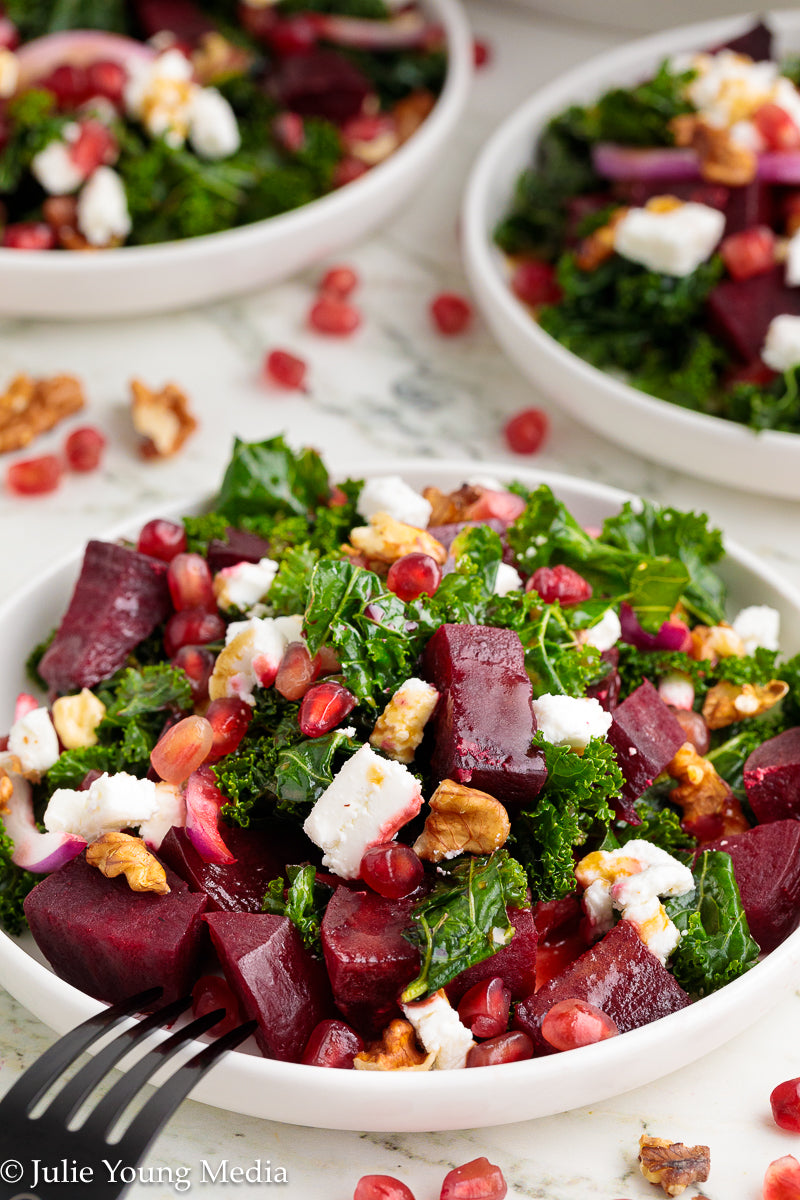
left=39, top=63, right=90, bottom=108
left=275, top=640, right=319, bottom=700
left=457, top=977, right=510, bottom=1039
left=527, top=564, right=592, bottom=606
left=315, top=643, right=341, bottom=674
left=720, top=225, right=775, bottom=281
left=137, top=518, right=187, bottom=562
left=264, top=348, right=307, bottom=391
left=504, top=407, right=549, bottom=454
left=298, top=680, right=356, bottom=737
left=360, top=842, right=424, bottom=899
left=85, top=59, right=127, bottom=107
left=354, top=1177, right=416, bottom=1200
left=430, top=292, right=472, bottom=336
left=13, top=693, right=39, bottom=722
left=171, top=645, right=215, bottom=704
left=167, top=552, right=216, bottom=612
left=511, top=258, right=562, bottom=307
left=669, top=707, right=710, bottom=756
left=64, top=425, right=106, bottom=472
left=387, top=553, right=442, bottom=602
left=43, top=195, right=78, bottom=231
left=164, top=608, right=225, bottom=658
left=320, top=264, right=359, bottom=297
left=473, top=38, right=491, bottom=68
left=309, top=293, right=362, bottom=336
left=266, top=16, right=318, bottom=56
left=204, top=697, right=252, bottom=762
left=763, top=1155, right=800, bottom=1200
left=333, top=156, right=369, bottom=188
left=301, top=1018, right=364, bottom=1068
left=151, top=714, right=214, bottom=785
left=2, top=222, right=56, bottom=250
left=466, top=1031, right=533, bottom=1067
left=69, top=119, right=117, bottom=176
left=191, top=974, right=243, bottom=1037
left=440, top=1158, right=507, bottom=1200
left=273, top=110, right=305, bottom=153
left=755, top=102, right=800, bottom=151
left=0, top=16, right=19, bottom=51
left=771, top=1078, right=800, bottom=1132
left=6, top=454, right=62, bottom=496
left=540, top=997, right=619, bottom=1052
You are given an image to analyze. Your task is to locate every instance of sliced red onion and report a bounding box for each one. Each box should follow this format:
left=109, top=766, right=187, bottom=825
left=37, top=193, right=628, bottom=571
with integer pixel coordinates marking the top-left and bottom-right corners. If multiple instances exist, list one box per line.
left=184, top=765, right=236, bottom=865
left=0, top=764, right=85, bottom=872
left=16, top=30, right=155, bottom=89
left=620, top=602, right=692, bottom=653
left=313, top=11, right=427, bottom=50
left=755, top=151, right=800, bottom=183
left=592, top=143, right=702, bottom=182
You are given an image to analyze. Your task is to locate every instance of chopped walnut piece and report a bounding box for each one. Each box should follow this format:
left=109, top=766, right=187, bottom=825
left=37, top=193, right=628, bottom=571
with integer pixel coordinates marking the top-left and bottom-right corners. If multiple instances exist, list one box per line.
left=689, top=623, right=746, bottom=664
left=130, top=378, right=198, bottom=459
left=52, top=689, right=106, bottom=750
left=349, top=512, right=447, bottom=565
left=413, top=778, right=510, bottom=863
left=638, top=1135, right=710, bottom=1197
left=575, top=207, right=629, bottom=272
left=422, top=483, right=484, bottom=526
left=668, top=741, right=749, bottom=839
left=352, top=1018, right=435, bottom=1072
left=192, top=31, right=253, bottom=84
left=0, top=769, right=15, bottom=812
left=669, top=113, right=756, bottom=186
left=370, top=677, right=439, bottom=764
left=0, top=373, right=86, bottom=454
left=702, top=678, right=788, bottom=730
left=393, top=89, right=436, bottom=143
left=86, top=832, right=170, bottom=895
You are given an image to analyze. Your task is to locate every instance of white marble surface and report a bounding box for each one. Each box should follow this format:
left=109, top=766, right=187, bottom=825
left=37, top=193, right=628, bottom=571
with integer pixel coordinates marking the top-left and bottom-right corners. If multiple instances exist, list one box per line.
left=0, top=3, right=799, bottom=1197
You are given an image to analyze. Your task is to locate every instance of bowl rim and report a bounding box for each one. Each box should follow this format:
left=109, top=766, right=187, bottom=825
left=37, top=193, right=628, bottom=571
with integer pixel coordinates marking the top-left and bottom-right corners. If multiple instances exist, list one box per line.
left=461, top=8, right=800, bottom=453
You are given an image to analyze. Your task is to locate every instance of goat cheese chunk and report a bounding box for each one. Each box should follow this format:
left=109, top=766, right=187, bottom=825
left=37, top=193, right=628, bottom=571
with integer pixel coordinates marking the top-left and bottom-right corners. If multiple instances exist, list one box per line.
left=8, top=707, right=60, bottom=774
left=77, top=167, right=132, bottom=246
left=189, top=86, right=241, bottom=159
left=210, top=614, right=302, bottom=704
left=213, top=557, right=279, bottom=612
left=731, top=604, right=780, bottom=655
left=685, top=51, right=778, bottom=126
left=124, top=48, right=194, bottom=147
left=493, top=563, right=523, bottom=596
left=402, top=990, right=474, bottom=1070
left=369, top=677, right=439, bottom=764
left=31, top=139, right=84, bottom=195
left=356, top=475, right=432, bottom=529
left=303, top=743, right=423, bottom=879
left=138, top=782, right=187, bottom=851
left=762, top=314, right=800, bottom=371
left=581, top=607, right=621, bottom=653
left=44, top=772, right=159, bottom=843
left=530, top=693, right=612, bottom=750
left=613, top=202, right=725, bottom=277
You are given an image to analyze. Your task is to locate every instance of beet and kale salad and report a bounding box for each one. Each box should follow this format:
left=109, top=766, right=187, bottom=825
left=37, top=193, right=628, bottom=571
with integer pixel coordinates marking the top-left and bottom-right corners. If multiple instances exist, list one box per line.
left=3, top=436, right=800, bottom=1067
left=0, top=0, right=446, bottom=249
left=496, top=20, right=800, bottom=435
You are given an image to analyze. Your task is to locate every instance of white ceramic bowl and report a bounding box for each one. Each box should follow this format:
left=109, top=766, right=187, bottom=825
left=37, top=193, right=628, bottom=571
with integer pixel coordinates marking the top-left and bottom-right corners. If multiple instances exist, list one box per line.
left=463, top=11, right=800, bottom=500
left=2, top=459, right=800, bottom=1131
left=496, top=0, right=769, bottom=35
left=0, top=0, right=472, bottom=321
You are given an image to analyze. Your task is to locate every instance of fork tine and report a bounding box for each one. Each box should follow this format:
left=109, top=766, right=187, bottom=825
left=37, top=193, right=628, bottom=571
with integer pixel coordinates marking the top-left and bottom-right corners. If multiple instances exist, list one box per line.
left=0, top=987, right=163, bottom=1116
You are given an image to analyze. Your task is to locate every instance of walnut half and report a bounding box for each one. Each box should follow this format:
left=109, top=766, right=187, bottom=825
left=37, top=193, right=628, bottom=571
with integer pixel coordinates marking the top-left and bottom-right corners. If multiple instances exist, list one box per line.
left=413, top=778, right=510, bottom=862
left=638, top=1135, right=710, bottom=1197
left=86, top=832, right=170, bottom=894
left=0, top=372, right=85, bottom=454
left=353, top=1019, right=435, bottom=1072
left=130, top=378, right=198, bottom=459
left=668, top=742, right=749, bottom=839
left=702, top=678, right=788, bottom=730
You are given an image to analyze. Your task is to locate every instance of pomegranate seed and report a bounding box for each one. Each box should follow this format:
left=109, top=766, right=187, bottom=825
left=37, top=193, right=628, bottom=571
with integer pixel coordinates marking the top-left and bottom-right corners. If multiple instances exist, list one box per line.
left=39, top=63, right=90, bottom=108
left=171, top=645, right=215, bottom=704
left=85, top=59, right=127, bottom=107
left=0, top=736, right=7, bottom=752
left=473, top=38, right=491, bottom=68
left=43, top=195, right=78, bottom=231
left=137, top=518, right=187, bottom=562
left=64, top=425, right=106, bottom=472
left=387, top=553, right=442, bottom=602
left=275, top=640, right=319, bottom=700
left=540, top=997, right=619, bottom=1052
left=151, top=714, right=214, bottom=784
left=504, top=407, right=549, bottom=454
left=13, top=692, right=39, bottom=722
left=320, top=264, right=359, bottom=297
left=466, top=489, right=526, bottom=522
left=354, top=1177, right=416, bottom=1200
left=191, top=975, right=243, bottom=1037
left=457, top=977, right=510, bottom=1039
left=527, top=564, right=592, bottom=606
left=0, top=17, right=19, bottom=51
left=309, top=294, right=362, bottom=336
left=669, top=707, right=710, bottom=756
left=298, top=680, right=356, bottom=737
left=266, top=16, right=318, bottom=55
left=301, top=1018, right=364, bottom=1068
left=763, top=1155, right=800, bottom=1200
left=440, top=1158, right=507, bottom=1200
left=720, top=225, right=775, bottom=281
left=726, top=359, right=777, bottom=388
left=69, top=118, right=117, bottom=176
left=78, top=768, right=104, bottom=791
left=333, top=156, right=369, bottom=188
left=2, top=222, right=56, bottom=250
left=466, top=1031, right=533, bottom=1067
left=430, top=292, right=472, bottom=336
left=360, top=843, right=424, bottom=898
left=755, top=102, right=800, bottom=151
left=167, top=552, right=216, bottom=612
left=511, top=259, right=562, bottom=306
left=6, top=454, right=62, bottom=495
left=204, top=697, right=252, bottom=762
left=264, top=348, right=307, bottom=390
left=273, top=110, right=305, bottom=153
left=164, top=609, right=225, bottom=658
left=772, top=1079, right=800, bottom=1132
left=315, top=643, right=341, bottom=673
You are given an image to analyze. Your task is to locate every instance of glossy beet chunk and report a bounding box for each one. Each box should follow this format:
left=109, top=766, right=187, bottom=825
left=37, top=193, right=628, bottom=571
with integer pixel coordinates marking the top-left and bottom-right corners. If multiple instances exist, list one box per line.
left=158, top=825, right=289, bottom=913
left=24, top=854, right=207, bottom=1004
left=206, top=912, right=332, bottom=1061
left=39, top=540, right=171, bottom=691
left=606, top=679, right=686, bottom=822
left=714, top=19, right=772, bottom=60
left=707, top=265, right=800, bottom=364
left=514, top=919, right=690, bottom=1055
left=422, top=624, right=547, bottom=807
left=701, top=821, right=800, bottom=953
left=445, top=908, right=537, bottom=1004
left=206, top=527, right=274, bottom=573
left=270, top=49, right=371, bottom=123
left=132, top=0, right=214, bottom=42
left=743, top=728, right=800, bottom=823
left=301, top=1018, right=363, bottom=1068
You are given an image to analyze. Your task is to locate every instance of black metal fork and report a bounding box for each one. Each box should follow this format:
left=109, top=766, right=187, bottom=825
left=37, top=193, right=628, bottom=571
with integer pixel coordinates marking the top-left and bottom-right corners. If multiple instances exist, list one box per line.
left=0, top=989, right=256, bottom=1199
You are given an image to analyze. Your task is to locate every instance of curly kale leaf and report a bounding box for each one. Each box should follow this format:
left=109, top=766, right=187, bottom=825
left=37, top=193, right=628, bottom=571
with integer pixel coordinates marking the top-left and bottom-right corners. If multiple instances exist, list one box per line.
left=45, top=745, right=121, bottom=793
left=585, top=60, right=696, bottom=146
left=726, top=365, right=800, bottom=434
left=522, top=603, right=602, bottom=698
left=26, top=627, right=56, bottom=692
left=0, top=823, right=38, bottom=936
left=215, top=435, right=331, bottom=522
left=263, top=864, right=331, bottom=956
left=272, top=729, right=361, bottom=814
left=4, top=0, right=126, bottom=39
left=611, top=792, right=694, bottom=853
left=0, top=91, right=68, bottom=196
left=214, top=691, right=301, bottom=825
left=269, top=545, right=320, bottom=615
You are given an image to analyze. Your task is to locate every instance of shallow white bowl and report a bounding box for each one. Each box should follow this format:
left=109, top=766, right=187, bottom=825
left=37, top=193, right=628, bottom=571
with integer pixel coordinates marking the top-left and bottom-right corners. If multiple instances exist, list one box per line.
left=463, top=11, right=800, bottom=499
left=498, top=0, right=769, bottom=35
left=0, top=0, right=472, bottom=320
left=2, top=459, right=800, bottom=1131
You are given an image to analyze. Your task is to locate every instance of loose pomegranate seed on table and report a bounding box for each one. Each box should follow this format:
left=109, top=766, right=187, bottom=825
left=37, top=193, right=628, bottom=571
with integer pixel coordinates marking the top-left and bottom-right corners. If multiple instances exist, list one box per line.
left=264, top=348, right=307, bottom=391
left=527, top=564, right=592, bottom=605
left=360, top=843, right=424, bottom=899
left=473, top=38, right=491, bottom=68
left=466, top=1031, right=533, bottom=1067
left=6, top=454, right=62, bottom=496
left=772, top=1078, right=800, bottom=1132
left=171, top=645, right=215, bottom=705
left=163, top=609, right=225, bottom=658
left=301, top=1018, right=364, bottom=1068
left=2, top=222, right=56, bottom=250
left=137, top=518, right=187, bottom=562
left=387, top=553, right=442, bottom=602
left=440, top=1158, right=507, bottom=1200
left=320, top=265, right=359, bottom=297
left=204, top=697, right=253, bottom=763
left=309, top=294, right=362, bottom=336
left=430, top=292, right=472, bottom=336
left=275, top=640, right=319, bottom=700
left=720, top=226, right=776, bottom=281
left=150, top=714, right=214, bottom=785
left=763, top=1155, right=800, bottom=1200
left=64, top=426, right=106, bottom=472
left=191, top=975, right=243, bottom=1038
left=504, top=407, right=549, bottom=454
left=540, top=997, right=619, bottom=1051
left=354, top=1177, right=416, bottom=1200
left=167, top=552, right=216, bottom=612
left=457, top=977, right=510, bottom=1039
left=510, top=259, right=562, bottom=307
left=298, top=681, right=356, bottom=737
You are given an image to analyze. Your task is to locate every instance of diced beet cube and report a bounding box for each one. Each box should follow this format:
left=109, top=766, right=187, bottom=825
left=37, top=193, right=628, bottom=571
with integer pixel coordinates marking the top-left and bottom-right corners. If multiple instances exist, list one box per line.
left=206, top=528, right=274, bottom=574
left=513, top=919, right=690, bottom=1054
left=132, top=0, right=215, bottom=42
left=614, top=179, right=730, bottom=213
left=707, top=265, right=800, bottom=364
left=743, top=727, right=800, bottom=824
left=159, top=826, right=293, bottom=913
left=320, top=887, right=419, bottom=1036
left=206, top=912, right=332, bottom=1061
left=724, top=181, right=774, bottom=236
left=712, top=19, right=772, bottom=61
left=23, top=854, right=207, bottom=1004
left=445, top=907, right=537, bottom=1004
left=533, top=893, right=582, bottom=940
left=269, top=49, right=372, bottom=123
left=606, top=679, right=686, bottom=822
left=702, top=821, right=800, bottom=953
left=39, top=540, right=171, bottom=692
left=586, top=647, right=621, bottom=712
left=421, top=624, right=547, bottom=807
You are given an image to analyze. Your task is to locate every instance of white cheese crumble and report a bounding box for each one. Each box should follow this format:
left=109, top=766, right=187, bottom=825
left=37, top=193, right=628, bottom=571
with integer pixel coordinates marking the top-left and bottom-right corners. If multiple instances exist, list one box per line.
left=731, top=604, right=780, bottom=655
left=44, top=771, right=159, bottom=843
left=369, top=677, right=439, bottom=764
left=124, top=49, right=194, bottom=147
left=401, top=990, right=474, bottom=1070
left=762, top=314, right=800, bottom=372
left=31, top=140, right=85, bottom=195
left=530, top=693, right=612, bottom=750
left=613, top=202, right=725, bottom=277
left=189, top=86, right=241, bottom=159
left=581, top=607, right=621, bottom=653
left=138, top=782, right=186, bottom=850
left=8, top=707, right=60, bottom=774
left=685, top=51, right=778, bottom=126
left=356, top=476, right=432, bottom=530
left=303, top=743, right=423, bottom=879
left=213, top=557, right=279, bottom=612
left=210, top=614, right=301, bottom=704
left=77, top=167, right=132, bottom=246
left=0, top=47, right=18, bottom=99
left=493, top=562, right=523, bottom=596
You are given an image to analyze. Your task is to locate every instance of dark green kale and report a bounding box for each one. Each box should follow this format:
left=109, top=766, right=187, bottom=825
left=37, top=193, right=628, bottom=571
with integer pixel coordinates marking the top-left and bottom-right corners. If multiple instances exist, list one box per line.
left=25, top=627, right=56, bottom=691
left=0, top=825, right=38, bottom=936
left=263, top=864, right=331, bottom=955
left=341, top=47, right=447, bottom=107
left=45, top=744, right=120, bottom=792
left=269, top=545, right=320, bottom=615
left=0, top=91, right=68, bottom=196
left=612, top=792, right=694, bottom=853
left=216, top=436, right=332, bottom=522
left=401, top=850, right=529, bottom=1001
left=4, top=0, right=127, bottom=39
left=585, top=60, right=696, bottom=146
left=213, top=690, right=301, bottom=825
left=272, top=729, right=361, bottom=814
left=726, top=366, right=800, bottom=434
left=521, top=603, right=603, bottom=698
left=665, top=849, right=760, bottom=996
left=280, top=0, right=388, bottom=14
left=616, top=645, right=704, bottom=701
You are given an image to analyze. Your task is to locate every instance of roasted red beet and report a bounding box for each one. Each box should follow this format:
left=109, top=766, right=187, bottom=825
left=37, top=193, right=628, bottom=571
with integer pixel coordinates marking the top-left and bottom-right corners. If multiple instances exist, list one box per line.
left=270, top=48, right=372, bottom=123
left=700, top=822, right=800, bottom=953
left=206, top=528, right=273, bottom=573
left=192, top=974, right=244, bottom=1037
left=445, top=908, right=538, bottom=1004
left=301, top=1018, right=364, bottom=1067
left=132, top=0, right=215, bottom=42
left=605, top=679, right=687, bottom=822
left=158, top=826, right=290, bottom=913
left=744, top=727, right=800, bottom=823
left=707, top=265, right=800, bottom=363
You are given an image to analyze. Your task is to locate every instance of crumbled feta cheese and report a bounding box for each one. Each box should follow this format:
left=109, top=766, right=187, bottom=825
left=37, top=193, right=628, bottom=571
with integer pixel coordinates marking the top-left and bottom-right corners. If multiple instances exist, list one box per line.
left=77, top=167, right=132, bottom=246
left=613, top=202, right=725, bottom=277
left=493, top=563, right=523, bottom=596
left=0, top=47, right=18, bottom=99
left=686, top=51, right=778, bottom=126
left=213, top=557, right=279, bottom=612
left=44, top=772, right=159, bottom=843
left=31, top=139, right=85, bottom=195
left=530, top=693, right=612, bottom=750
left=624, top=896, right=682, bottom=963
left=731, top=604, right=780, bottom=654
left=303, top=743, right=423, bottom=878
left=189, top=86, right=241, bottom=159
left=210, top=615, right=295, bottom=704
left=581, top=607, right=621, bottom=653
left=582, top=879, right=614, bottom=937
left=401, top=990, right=474, bottom=1070
left=138, top=782, right=186, bottom=850
left=762, top=314, right=800, bottom=372
left=8, top=707, right=60, bottom=774
left=356, top=476, right=432, bottom=529
left=273, top=614, right=305, bottom=644
left=369, top=677, right=439, bottom=764
left=124, top=49, right=194, bottom=147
